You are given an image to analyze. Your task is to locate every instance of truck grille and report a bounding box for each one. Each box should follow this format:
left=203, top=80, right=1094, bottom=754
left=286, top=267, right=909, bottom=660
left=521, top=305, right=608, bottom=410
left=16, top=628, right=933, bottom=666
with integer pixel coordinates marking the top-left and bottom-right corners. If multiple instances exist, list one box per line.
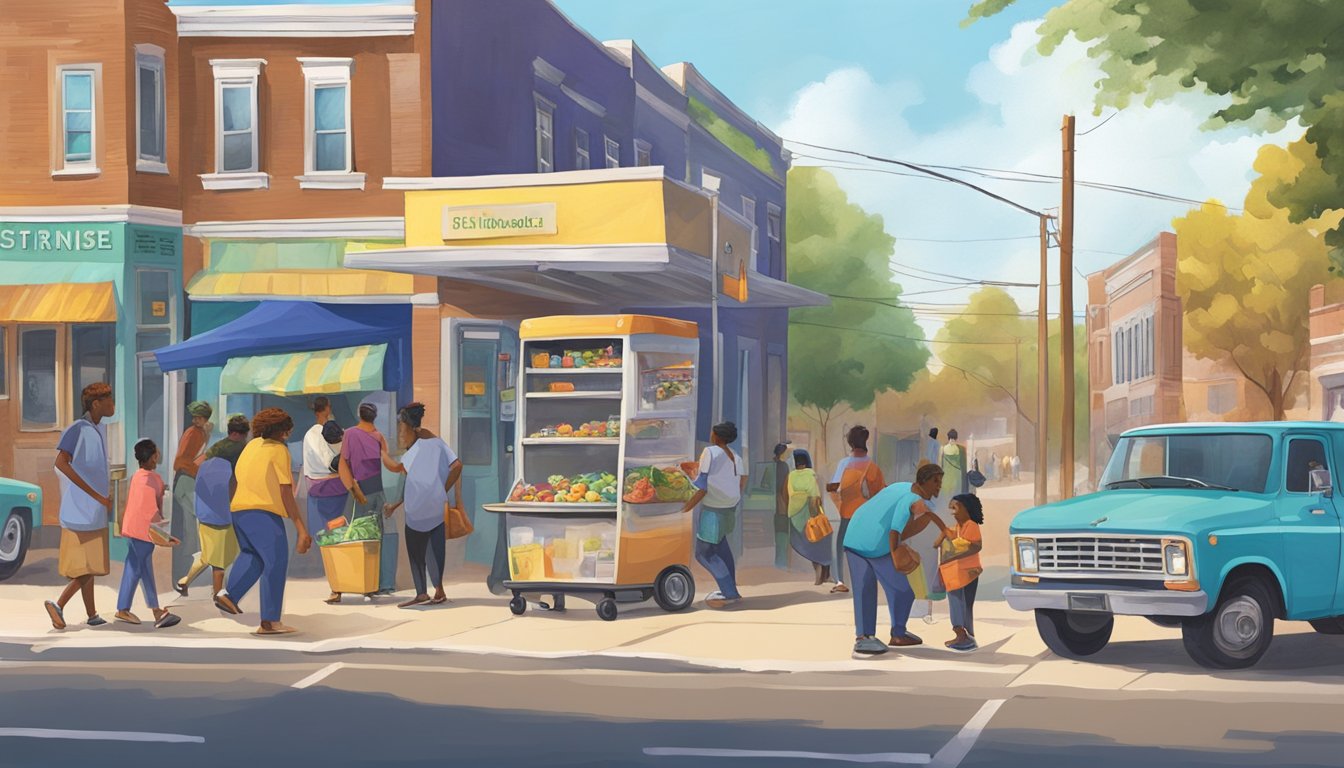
left=1036, top=535, right=1165, bottom=576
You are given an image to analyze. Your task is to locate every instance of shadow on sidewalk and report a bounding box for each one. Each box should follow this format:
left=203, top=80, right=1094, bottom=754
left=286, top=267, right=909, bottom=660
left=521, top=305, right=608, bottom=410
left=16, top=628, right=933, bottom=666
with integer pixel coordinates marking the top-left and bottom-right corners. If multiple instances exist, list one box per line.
left=1073, top=632, right=1344, bottom=675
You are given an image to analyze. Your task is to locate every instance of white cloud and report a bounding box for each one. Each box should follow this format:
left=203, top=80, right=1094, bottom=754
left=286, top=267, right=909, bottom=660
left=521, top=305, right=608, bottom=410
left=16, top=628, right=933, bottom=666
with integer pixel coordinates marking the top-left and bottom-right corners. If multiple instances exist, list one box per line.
left=777, top=20, right=1303, bottom=342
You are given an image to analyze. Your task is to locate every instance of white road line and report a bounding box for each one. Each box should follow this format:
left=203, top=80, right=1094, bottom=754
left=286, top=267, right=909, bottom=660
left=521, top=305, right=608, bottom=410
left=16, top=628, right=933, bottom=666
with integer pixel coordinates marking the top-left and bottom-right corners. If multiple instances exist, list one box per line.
left=0, top=728, right=204, bottom=744
left=929, top=699, right=1006, bottom=768
left=291, top=662, right=345, bottom=690
left=642, top=747, right=931, bottom=764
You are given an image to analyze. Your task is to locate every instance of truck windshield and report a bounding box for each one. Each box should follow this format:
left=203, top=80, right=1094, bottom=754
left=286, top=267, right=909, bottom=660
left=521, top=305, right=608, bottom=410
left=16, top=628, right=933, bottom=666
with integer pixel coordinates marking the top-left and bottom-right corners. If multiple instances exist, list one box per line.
left=1100, top=433, right=1272, bottom=494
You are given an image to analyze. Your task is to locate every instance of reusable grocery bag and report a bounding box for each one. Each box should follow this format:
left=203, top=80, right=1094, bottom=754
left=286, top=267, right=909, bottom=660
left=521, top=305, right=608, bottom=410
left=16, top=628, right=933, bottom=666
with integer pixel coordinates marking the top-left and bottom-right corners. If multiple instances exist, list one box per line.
left=445, top=483, right=473, bottom=540
left=804, top=513, right=833, bottom=543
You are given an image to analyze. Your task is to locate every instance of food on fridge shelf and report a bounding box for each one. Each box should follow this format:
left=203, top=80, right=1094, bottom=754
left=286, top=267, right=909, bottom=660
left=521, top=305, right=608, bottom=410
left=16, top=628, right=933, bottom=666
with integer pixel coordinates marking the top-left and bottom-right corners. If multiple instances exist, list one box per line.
left=629, top=419, right=666, bottom=439
left=531, top=352, right=551, bottom=369
left=532, top=346, right=623, bottom=369
left=561, top=356, right=575, bottom=368
left=528, top=420, right=620, bottom=439
left=548, top=382, right=576, bottom=393
left=556, top=424, right=574, bottom=436
left=623, top=465, right=695, bottom=503
left=624, top=477, right=656, bottom=504
left=655, top=379, right=693, bottom=401
left=550, top=355, right=563, bottom=368
left=508, top=472, right=619, bottom=504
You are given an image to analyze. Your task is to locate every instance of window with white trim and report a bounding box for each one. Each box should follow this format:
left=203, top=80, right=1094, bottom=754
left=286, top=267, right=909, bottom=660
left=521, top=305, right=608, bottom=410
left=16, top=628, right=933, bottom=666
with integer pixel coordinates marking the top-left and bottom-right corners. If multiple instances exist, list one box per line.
left=535, top=98, right=555, bottom=173
left=56, top=65, right=98, bottom=173
left=635, top=139, right=652, bottom=167
left=741, top=196, right=757, bottom=267
left=301, top=58, right=354, bottom=174
left=604, top=136, right=620, bottom=168
left=766, top=204, right=782, bottom=279
left=211, top=60, right=263, bottom=175
left=135, top=45, right=166, bottom=172
left=574, top=128, right=590, bottom=170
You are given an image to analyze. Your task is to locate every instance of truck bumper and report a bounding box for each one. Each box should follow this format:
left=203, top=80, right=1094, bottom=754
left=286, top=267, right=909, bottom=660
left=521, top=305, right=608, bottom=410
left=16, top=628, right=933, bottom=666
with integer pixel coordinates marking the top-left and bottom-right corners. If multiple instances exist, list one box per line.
left=1003, top=587, right=1209, bottom=616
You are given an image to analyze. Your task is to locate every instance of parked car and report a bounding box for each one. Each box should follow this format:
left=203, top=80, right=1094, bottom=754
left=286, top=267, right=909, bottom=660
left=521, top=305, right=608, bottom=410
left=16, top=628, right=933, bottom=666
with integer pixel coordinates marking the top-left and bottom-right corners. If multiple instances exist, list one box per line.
left=0, top=477, right=41, bottom=581
left=1006, top=422, right=1344, bottom=669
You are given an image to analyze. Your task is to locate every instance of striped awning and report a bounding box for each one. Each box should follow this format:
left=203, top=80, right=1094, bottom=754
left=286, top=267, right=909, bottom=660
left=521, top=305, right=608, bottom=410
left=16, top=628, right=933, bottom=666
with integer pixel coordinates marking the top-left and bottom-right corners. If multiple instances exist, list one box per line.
left=187, top=269, right=415, bottom=299
left=0, top=282, right=117, bottom=323
left=219, top=344, right=388, bottom=396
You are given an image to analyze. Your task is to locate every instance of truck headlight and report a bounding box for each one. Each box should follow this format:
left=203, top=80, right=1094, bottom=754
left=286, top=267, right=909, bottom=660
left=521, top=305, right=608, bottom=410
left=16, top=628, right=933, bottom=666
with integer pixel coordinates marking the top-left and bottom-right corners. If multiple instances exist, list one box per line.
left=1164, top=542, right=1189, bottom=576
left=27, top=492, right=38, bottom=503
left=1016, top=538, right=1038, bottom=573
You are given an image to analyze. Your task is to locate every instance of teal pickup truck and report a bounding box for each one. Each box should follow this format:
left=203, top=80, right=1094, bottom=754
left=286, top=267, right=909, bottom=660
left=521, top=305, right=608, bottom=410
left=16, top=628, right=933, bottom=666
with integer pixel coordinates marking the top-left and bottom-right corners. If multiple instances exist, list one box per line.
left=1007, top=422, right=1344, bottom=669
left=0, top=477, right=41, bottom=581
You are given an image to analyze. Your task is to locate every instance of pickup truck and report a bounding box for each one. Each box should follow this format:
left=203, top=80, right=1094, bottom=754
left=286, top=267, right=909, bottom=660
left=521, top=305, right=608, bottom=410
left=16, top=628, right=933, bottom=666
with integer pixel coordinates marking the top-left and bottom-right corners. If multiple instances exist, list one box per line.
left=0, top=476, right=41, bottom=581
left=1006, top=422, right=1344, bottom=669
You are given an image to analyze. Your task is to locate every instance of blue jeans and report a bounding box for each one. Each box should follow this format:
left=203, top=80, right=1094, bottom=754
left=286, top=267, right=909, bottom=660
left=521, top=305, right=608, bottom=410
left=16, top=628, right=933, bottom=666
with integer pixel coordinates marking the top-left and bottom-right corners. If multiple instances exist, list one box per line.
left=695, top=538, right=740, bottom=599
left=227, top=509, right=290, bottom=623
left=117, top=538, right=159, bottom=612
left=845, top=548, right=913, bottom=638
left=948, top=578, right=979, bottom=635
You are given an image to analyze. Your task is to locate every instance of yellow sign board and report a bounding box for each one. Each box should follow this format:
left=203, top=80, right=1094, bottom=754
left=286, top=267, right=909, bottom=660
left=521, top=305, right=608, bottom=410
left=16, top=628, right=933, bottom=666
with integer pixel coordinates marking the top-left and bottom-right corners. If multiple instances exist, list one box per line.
left=151, top=301, right=167, bottom=318
left=464, top=381, right=486, bottom=396
left=442, top=203, right=557, bottom=241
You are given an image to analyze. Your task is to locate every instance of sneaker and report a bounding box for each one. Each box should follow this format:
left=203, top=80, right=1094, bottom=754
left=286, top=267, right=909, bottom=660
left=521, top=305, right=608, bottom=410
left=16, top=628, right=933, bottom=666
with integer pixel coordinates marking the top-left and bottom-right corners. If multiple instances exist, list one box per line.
left=86, top=615, right=108, bottom=627
left=854, top=637, right=889, bottom=655
left=154, top=612, right=182, bottom=629
left=704, top=591, right=726, bottom=608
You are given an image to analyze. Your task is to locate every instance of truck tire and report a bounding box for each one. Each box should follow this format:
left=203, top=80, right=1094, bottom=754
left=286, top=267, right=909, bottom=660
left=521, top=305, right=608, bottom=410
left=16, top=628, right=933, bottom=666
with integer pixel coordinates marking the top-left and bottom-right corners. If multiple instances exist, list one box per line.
left=0, top=510, right=31, bottom=582
left=1308, top=617, right=1344, bottom=635
left=1035, top=609, right=1114, bottom=658
left=1182, top=577, right=1275, bottom=669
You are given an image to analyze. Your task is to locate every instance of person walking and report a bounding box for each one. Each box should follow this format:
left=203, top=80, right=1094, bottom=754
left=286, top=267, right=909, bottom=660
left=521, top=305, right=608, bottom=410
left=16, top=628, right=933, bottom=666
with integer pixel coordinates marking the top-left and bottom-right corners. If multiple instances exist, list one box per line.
left=773, top=442, right=792, bottom=567
left=383, top=403, right=462, bottom=608
left=115, top=439, right=181, bottom=629
left=170, top=401, right=213, bottom=587
left=936, top=493, right=984, bottom=652
left=176, top=414, right=249, bottom=597
left=940, top=429, right=969, bottom=501
left=988, top=451, right=999, bottom=483
left=44, top=383, right=116, bottom=630
left=842, top=463, right=949, bottom=655
left=216, top=408, right=313, bottom=635
left=302, top=398, right=356, bottom=554
left=826, top=426, right=885, bottom=594
left=341, top=402, right=401, bottom=597
left=923, top=428, right=941, bottom=468
left=681, top=422, right=748, bottom=609
left=1012, top=454, right=1021, bottom=481
left=785, top=449, right=832, bottom=585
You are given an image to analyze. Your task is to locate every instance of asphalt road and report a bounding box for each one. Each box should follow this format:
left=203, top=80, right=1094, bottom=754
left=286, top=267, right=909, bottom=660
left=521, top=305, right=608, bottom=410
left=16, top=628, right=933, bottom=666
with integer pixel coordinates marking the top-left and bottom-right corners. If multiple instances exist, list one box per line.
left=1, top=646, right=1343, bottom=768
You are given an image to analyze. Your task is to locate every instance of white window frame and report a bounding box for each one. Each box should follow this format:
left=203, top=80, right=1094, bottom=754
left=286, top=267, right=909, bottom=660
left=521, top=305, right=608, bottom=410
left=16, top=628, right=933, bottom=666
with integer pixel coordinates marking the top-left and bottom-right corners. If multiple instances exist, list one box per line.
left=574, top=127, right=590, bottom=170
left=635, top=139, right=652, bottom=167
left=534, top=95, right=555, bottom=173
left=134, top=44, right=167, bottom=174
left=54, top=64, right=100, bottom=177
left=604, top=136, right=620, bottom=169
left=741, top=196, right=757, bottom=269
left=202, top=59, right=267, bottom=190
left=297, top=57, right=364, bottom=190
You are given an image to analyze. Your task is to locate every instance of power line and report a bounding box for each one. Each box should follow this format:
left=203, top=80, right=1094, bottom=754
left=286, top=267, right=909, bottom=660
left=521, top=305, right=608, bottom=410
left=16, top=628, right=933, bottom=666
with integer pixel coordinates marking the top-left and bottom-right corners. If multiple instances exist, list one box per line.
left=1078, top=111, right=1119, bottom=136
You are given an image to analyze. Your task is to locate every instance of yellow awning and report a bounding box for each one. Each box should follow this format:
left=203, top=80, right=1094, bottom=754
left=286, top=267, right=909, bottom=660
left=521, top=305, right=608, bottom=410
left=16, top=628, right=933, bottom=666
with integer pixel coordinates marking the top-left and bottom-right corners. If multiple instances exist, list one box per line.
left=188, top=269, right=416, bottom=299
left=0, top=282, right=117, bottom=323
left=220, top=344, right=387, bottom=396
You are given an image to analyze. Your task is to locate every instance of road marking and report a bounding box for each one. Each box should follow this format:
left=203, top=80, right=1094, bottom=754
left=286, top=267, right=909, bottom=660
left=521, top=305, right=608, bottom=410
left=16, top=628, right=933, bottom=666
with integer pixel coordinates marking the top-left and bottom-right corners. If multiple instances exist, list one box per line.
left=643, top=747, right=931, bottom=764
left=0, top=728, right=204, bottom=744
left=291, top=662, right=345, bottom=689
left=929, top=699, right=1005, bottom=768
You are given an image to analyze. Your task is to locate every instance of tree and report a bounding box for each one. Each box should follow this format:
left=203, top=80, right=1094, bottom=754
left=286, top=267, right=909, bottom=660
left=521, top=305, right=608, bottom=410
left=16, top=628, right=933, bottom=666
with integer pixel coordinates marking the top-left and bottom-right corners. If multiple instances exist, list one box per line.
left=967, top=0, right=1344, bottom=269
left=787, top=167, right=929, bottom=469
left=1175, top=141, right=1342, bottom=419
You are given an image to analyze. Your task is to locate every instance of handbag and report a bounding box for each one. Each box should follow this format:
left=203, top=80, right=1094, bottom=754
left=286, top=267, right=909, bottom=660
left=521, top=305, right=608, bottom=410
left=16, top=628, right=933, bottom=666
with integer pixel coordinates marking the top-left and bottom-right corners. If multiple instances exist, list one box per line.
left=804, top=512, right=833, bottom=543
left=444, top=481, right=473, bottom=540
left=892, top=541, right=921, bottom=574
left=968, top=459, right=986, bottom=488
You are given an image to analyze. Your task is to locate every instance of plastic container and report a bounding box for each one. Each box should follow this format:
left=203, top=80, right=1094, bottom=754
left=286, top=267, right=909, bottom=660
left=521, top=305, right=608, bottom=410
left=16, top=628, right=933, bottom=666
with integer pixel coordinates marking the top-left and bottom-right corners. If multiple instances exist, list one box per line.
left=509, top=543, right=546, bottom=580
left=321, top=540, right=380, bottom=594
left=509, top=527, right=535, bottom=547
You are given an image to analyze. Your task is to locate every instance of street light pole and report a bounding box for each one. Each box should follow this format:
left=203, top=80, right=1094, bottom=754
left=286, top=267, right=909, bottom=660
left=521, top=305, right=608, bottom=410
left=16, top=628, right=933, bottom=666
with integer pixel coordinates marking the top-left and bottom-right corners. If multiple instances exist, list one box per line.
left=706, top=176, right=722, bottom=425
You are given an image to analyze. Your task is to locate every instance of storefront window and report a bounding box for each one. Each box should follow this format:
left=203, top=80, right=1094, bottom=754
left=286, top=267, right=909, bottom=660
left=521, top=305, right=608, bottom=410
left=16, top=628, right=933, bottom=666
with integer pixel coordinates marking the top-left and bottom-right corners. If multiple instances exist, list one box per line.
left=71, top=324, right=115, bottom=418
left=137, top=269, right=172, bottom=326
left=138, top=353, right=165, bottom=458
left=20, top=328, right=57, bottom=429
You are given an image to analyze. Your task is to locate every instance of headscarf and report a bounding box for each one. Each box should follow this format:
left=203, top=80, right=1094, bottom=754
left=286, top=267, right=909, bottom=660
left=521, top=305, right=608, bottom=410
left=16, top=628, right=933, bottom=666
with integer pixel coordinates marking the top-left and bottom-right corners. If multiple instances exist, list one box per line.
left=187, top=400, right=213, bottom=419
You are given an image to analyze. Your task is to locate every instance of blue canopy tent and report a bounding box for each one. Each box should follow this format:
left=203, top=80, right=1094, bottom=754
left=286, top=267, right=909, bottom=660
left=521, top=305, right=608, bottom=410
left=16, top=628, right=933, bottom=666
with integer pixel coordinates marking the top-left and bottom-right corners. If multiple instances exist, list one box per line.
left=153, top=301, right=413, bottom=404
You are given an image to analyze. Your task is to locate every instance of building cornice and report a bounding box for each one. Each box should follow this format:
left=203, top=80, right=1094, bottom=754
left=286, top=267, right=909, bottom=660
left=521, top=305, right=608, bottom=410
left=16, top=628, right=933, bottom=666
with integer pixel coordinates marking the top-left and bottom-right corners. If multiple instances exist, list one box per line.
left=0, top=205, right=182, bottom=228
left=183, top=216, right=404, bottom=239
left=383, top=165, right=667, bottom=191
left=171, top=4, right=416, bottom=38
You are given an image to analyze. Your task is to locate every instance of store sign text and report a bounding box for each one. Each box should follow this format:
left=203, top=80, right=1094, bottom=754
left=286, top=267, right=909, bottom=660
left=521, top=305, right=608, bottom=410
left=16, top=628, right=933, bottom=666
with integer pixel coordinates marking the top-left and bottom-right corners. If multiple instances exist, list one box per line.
left=0, top=226, right=115, bottom=253
left=441, top=204, right=557, bottom=240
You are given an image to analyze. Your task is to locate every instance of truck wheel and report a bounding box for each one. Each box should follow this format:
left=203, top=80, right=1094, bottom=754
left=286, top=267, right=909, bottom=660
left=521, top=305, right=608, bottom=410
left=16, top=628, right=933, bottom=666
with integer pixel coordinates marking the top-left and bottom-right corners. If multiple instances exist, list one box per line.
left=1035, top=609, right=1113, bottom=658
left=0, top=511, right=31, bottom=582
left=1182, top=577, right=1275, bottom=669
left=1309, top=617, right=1344, bottom=635
left=653, top=566, right=694, bottom=612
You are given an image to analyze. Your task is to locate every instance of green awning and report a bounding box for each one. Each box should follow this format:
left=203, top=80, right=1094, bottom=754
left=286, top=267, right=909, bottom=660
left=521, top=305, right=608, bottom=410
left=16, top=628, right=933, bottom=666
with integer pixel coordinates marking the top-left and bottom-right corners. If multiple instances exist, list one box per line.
left=219, top=344, right=387, bottom=396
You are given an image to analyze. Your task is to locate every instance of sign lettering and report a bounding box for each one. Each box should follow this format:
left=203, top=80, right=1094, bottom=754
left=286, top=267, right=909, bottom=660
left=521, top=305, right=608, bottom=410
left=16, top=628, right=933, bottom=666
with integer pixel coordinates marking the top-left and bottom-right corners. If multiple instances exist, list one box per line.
left=441, top=203, right=557, bottom=241
left=0, top=224, right=116, bottom=253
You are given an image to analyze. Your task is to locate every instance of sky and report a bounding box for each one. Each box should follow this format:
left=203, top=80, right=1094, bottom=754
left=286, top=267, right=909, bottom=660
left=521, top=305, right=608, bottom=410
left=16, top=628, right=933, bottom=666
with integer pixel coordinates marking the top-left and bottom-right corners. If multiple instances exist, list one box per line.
left=555, top=0, right=1301, bottom=343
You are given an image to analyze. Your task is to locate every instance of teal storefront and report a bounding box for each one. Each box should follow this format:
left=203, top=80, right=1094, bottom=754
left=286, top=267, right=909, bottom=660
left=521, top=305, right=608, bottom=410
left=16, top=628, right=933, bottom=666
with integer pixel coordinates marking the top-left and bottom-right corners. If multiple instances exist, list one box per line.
left=0, top=220, right=181, bottom=557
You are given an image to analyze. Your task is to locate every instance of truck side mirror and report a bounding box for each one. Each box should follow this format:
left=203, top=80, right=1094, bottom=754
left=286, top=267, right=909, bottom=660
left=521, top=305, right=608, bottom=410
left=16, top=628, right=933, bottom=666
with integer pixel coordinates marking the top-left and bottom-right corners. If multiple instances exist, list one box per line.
left=1310, top=469, right=1333, bottom=498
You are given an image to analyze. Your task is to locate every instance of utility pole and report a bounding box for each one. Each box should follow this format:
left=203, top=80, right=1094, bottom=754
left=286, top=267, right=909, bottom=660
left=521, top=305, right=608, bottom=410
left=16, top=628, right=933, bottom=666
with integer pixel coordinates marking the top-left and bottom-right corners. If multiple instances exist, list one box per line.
left=1014, top=337, right=1021, bottom=460
left=1036, top=215, right=1049, bottom=508
left=1060, top=115, right=1076, bottom=499
left=705, top=175, right=722, bottom=424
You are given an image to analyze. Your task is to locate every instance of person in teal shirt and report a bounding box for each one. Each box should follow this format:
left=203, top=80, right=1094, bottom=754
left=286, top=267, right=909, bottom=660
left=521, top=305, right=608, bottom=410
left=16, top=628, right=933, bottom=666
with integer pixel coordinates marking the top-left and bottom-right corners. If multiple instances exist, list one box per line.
left=843, top=463, right=949, bottom=655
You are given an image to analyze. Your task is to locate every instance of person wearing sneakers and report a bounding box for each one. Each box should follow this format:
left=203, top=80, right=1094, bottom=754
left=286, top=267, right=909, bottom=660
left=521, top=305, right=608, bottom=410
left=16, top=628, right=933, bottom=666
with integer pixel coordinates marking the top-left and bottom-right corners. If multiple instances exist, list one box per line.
left=176, top=414, right=249, bottom=598
left=45, top=382, right=116, bottom=630
left=937, top=494, right=985, bottom=652
left=382, top=403, right=462, bottom=609
left=826, top=426, right=885, bottom=594
left=114, top=440, right=181, bottom=629
left=843, top=463, right=949, bottom=655
left=681, top=421, right=748, bottom=609
left=217, top=408, right=313, bottom=635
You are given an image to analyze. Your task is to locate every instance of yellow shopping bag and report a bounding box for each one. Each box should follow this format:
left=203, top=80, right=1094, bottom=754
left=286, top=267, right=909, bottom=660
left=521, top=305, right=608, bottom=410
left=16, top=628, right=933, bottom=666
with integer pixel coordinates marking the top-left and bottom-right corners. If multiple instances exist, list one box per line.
left=906, top=562, right=929, bottom=601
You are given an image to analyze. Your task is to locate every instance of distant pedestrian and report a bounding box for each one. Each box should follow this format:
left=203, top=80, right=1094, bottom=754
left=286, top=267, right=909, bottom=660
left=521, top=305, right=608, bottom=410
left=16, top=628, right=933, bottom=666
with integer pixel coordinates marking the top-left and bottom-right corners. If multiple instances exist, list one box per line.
left=45, top=382, right=116, bottom=630
left=1001, top=454, right=1012, bottom=483
left=773, top=442, right=792, bottom=548
left=218, top=408, right=313, bottom=635
left=940, top=429, right=969, bottom=501
left=171, top=401, right=213, bottom=586
left=842, top=464, right=950, bottom=655
left=383, top=403, right=462, bottom=608
left=1011, top=454, right=1021, bottom=481
left=924, top=428, right=941, bottom=468
left=786, top=449, right=832, bottom=584
left=177, top=414, right=249, bottom=597
left=826, top=426, right=885, bottom=594
left=682, top=421, right=748, bottom=609
left=937, top=494, right=984, bottom=652
left=341, top=402, right=401, bottom=596
left=115, top=439, right=181, bottom=629
left=989, top=452, right=999, bottom=483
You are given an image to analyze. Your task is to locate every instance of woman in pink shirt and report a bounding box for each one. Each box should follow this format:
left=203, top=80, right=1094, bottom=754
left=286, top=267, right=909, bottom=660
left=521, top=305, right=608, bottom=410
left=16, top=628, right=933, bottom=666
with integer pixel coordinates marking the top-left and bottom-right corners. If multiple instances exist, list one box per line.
left=115, top=439, right=181, bottom=629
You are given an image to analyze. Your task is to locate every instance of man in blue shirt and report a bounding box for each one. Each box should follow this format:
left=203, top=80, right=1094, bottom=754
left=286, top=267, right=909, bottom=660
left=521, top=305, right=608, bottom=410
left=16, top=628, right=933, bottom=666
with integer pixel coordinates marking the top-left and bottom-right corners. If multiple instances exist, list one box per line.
left=843, top=463, right=949, bottom=655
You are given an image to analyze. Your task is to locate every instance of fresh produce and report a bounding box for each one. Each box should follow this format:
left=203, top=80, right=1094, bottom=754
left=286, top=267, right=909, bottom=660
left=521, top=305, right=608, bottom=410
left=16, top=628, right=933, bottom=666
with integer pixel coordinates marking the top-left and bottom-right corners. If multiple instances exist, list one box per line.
left=508, top=472, right=618, bottom=504
left=528, top=420, right=620, bottom=439
left=316, top=515, right=381, bottom=546
left=533, top=346, right=623, bottom=369
left=655, top=379, right=693, bottom=401
left=623, top=465, right=695, bottom=503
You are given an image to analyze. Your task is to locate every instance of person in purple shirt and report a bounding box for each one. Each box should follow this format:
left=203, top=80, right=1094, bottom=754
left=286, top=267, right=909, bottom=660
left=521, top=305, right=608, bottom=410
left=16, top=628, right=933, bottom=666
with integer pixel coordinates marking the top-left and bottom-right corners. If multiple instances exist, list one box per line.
left=338, top=403, right=400, bottom=597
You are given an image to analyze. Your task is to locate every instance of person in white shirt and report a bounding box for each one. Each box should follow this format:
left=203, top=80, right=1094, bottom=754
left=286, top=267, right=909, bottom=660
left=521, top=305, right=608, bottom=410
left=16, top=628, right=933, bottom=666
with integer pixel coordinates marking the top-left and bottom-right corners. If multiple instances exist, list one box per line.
left=383, top=403, right=462, bottom=608
left=303, top=397, right=348, bottom=535
left=680, top=422, right=748, bottom=609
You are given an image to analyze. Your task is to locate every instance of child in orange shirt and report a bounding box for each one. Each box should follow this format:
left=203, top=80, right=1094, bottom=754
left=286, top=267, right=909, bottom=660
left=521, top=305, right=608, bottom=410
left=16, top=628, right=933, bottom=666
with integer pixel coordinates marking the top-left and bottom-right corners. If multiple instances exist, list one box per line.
left=936, top=494, right=983, bottom=651
left=115, top=439, right=181, bottom=628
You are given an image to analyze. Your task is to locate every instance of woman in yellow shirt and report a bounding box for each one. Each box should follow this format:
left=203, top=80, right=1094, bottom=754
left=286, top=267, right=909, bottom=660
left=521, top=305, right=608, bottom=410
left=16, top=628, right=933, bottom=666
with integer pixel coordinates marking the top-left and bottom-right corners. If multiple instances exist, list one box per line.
left=215, top=408, right=312, bottom=635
